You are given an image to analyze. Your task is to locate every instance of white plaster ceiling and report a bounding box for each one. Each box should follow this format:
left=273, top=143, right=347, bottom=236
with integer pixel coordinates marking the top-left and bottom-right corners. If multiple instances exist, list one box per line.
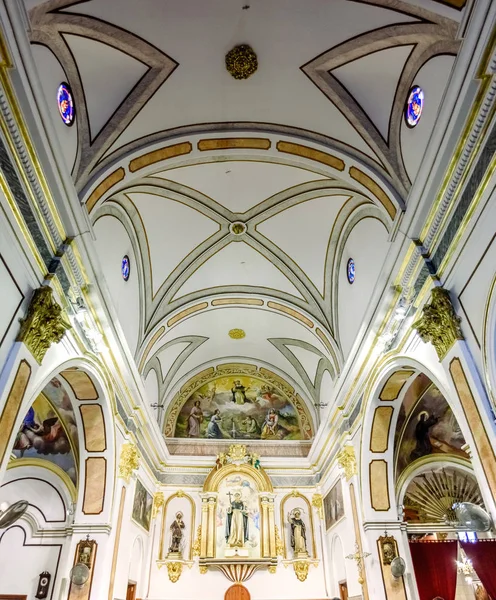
left=26, top=0, right=466, bottom=446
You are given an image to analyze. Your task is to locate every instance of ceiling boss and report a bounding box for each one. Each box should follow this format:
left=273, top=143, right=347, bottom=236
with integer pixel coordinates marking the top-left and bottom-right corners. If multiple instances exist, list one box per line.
left=225, top=44, right=258, bottom=80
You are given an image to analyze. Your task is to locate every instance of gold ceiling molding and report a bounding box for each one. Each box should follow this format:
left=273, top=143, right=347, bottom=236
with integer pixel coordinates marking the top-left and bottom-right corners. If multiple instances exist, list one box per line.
left=379, top=369, right=414, bottom=401
left=276, top=141, right=345, bottom=171
left=139, top=326, right=166, bottom=371
left=348, top=167, right=396, bottom=220
left=129, top=142, right=192, bottom=173
left=164, top=363, right=314, bottom=439
left=267, top=301, right=314, bottom=328
left=211, top=298, right=264, bottom=306
left=413, top=287, right=463, bottom=360
left=16, top=286, right=71, bottom=364
left=167, top=302, right=209, bottom=327
left=86, top=168, right=125, bottom=213
left=197, top=138, right=271, bottom=151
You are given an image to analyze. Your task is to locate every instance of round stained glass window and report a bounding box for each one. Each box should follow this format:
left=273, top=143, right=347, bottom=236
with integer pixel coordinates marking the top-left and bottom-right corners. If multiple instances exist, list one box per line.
left=57, top=82, right=75, bottom=126
left=405, top=85, right=424, bottom=128
left=121, top=255, right=130, bottom=281
left=347, top=258, right=355, bottom=284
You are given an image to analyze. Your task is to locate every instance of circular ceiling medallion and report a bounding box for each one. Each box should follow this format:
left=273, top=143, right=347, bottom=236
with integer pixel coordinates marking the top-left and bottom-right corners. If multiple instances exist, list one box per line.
left=228, top=328, right=246, bottom=339
left=230, top=222, right=246, bottom=235
left=405, top=85, right=424, bottom=128
left=225, top=44, right=258, bottom=80
left=121, top=255, right=130, bottom=281
left=347, top=258, right=355, bottom=284
left=57, top=82, right=75, bottom=126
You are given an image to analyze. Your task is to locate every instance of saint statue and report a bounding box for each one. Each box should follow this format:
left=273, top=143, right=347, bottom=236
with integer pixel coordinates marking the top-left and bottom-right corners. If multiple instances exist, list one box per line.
left=225, top=492, right=249, bottom=547
left=168, top=512, right=185, bottom=554
left=288, top=509, right=307, bottom=555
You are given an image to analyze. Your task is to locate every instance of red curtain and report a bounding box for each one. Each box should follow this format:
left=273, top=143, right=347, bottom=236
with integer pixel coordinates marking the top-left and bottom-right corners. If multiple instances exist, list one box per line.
left=409, top=540, right=458, bottom=600
left=461, top=540, right=496, bottom=599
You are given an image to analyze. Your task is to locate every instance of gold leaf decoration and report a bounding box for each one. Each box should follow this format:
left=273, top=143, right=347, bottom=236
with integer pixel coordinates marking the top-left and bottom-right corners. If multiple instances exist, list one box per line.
left=225, top=44, right=258, bottom=80
left=228, top=328, right=246, bottom=339
left=413, top=287, right=463, bottom=360
left=337, top=446, right=357, bottom=480
left=16, top=286, right=71, bottom=364
left=118, top=442, right=140, bottom=483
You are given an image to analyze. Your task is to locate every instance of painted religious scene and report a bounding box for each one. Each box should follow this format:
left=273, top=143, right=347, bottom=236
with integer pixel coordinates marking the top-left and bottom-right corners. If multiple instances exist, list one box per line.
left=132, top=479, right=153, bottom=532
left=324, top=480, right=344, bottom=530
left=216, top=473, right=260, bottom=559
left=395, top=383, right=468, bottom=477
left=12, top=377, right=79, bottom=485
left=173, top=375, right=304, bottom=441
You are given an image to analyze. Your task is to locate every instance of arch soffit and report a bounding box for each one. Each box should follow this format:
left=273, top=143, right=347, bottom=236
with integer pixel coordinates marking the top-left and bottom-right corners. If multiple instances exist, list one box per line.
left=203, top=463, right=273, bottom=494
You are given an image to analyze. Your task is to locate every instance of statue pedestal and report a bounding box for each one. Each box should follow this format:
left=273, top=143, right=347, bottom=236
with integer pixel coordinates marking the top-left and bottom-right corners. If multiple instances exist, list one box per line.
left=225, top=547, right=249, bottom=558
left=295, top=551, right=309, bottom=559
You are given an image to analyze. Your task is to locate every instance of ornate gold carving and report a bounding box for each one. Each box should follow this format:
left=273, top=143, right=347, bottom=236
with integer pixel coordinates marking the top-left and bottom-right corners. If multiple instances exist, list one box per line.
left=268, top=564, right=277, bottom=574
left=413, top=287, right=463, bottom=360
left=199, top=565, right=208, bottom=574
left=378, top=535, right=397, bottom=566
left=290, top=489, right=299, bottom=497
left=293, top=560, right=309, bottom=582
left=16, top=286, right=71, bottom=364
left=166, top=561, right=183, bottom=583
left=118, top=442, right=140, bottom=483
left=312, top=493, right=324, bottom=519
left=225, top=44, right=257, bottom=79
left=230, top=222, right=246, bottom=235
left=228, top=328, right=246, bottom=339
left=152, top=492, right=165, bottom=519
left=192, top=526, right=202, bottom=557
left=337, top=446, right=357, bottom=480
left=275, top=525, right=284, bottom=557
left=176, top=489, right=185, bottom=498
left=228, top=444, right=247, bottom=461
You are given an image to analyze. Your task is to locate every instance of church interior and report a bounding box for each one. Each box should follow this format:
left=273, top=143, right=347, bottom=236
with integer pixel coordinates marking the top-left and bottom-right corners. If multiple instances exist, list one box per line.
left=1, top=1, right=496, bottom=599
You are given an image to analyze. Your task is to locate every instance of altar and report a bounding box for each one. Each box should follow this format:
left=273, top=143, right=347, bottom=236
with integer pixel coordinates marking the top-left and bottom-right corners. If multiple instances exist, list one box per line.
left=197, top=445, right=278, bottom=577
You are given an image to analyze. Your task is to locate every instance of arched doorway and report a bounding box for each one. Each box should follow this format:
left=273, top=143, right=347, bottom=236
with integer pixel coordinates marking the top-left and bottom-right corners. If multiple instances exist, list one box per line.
left=225, top=584, right=250, bottom=600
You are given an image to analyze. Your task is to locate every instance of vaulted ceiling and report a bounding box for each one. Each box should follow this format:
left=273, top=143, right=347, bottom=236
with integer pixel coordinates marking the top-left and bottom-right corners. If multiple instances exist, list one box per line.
left=25, top=0, right=465, bottom=446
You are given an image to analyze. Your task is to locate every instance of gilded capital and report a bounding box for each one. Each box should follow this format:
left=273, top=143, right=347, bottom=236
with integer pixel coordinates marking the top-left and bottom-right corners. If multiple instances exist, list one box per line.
left=119, top=442, right=140, bottom=483
left=312, top=493, right=324, bottom=520
left=337, top=446, right=357, bottom=480
left=152, top=492, right=165, bottom=519
left=17, top=286, right=71, bottom=364
left=413, top=287, right=463, bottom=360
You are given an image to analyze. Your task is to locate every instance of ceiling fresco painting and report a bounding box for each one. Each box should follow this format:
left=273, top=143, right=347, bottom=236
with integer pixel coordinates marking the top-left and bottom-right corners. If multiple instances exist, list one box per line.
left=173, top=374, right=304, bottom=441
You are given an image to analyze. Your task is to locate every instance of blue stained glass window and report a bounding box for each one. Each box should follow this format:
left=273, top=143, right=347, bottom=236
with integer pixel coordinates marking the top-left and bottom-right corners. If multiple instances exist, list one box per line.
left=347, top=258, right=355, bottom=284
left=121, top=255, right=130, bottom=281
left=405, top=85, right=424, bottom=128
left=57, top=83, right=75, bottom=126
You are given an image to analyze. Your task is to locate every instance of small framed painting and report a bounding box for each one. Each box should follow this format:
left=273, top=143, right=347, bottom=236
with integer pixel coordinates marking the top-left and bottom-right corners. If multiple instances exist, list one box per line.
left=324, top=480, right=345, bottom=530
left=132, top=479, right=153, bottom=532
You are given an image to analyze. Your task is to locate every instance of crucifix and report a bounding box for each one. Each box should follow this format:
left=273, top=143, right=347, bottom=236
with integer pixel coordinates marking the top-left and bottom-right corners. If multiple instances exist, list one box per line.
left=346, top=542, right=371, bottom=585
